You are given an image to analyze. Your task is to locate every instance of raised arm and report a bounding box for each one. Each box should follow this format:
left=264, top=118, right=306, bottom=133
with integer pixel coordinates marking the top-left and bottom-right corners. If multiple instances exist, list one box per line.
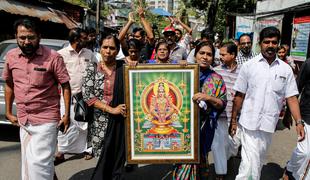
left=175, top=17, right=192, bottom=35
left=137, top=6, right=154, bottom=44
left=118, top=12, right=135, bottom=42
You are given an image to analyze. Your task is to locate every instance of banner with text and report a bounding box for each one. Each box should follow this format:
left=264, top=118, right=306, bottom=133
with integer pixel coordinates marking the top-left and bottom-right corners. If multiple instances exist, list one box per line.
left=235, top=16, right=254, bottom=40
left=252, top=15, right=284, bottom=53
left=290, top=16, right=310, bottom=61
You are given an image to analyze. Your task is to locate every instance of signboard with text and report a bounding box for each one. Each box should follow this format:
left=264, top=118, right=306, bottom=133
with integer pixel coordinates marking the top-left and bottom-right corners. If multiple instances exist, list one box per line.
left=290, top=16, right=310, bottom=61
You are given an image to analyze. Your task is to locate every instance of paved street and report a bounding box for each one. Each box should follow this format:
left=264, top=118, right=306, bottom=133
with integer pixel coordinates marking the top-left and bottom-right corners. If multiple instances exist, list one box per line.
left=0, top=123, right=298, bottom=180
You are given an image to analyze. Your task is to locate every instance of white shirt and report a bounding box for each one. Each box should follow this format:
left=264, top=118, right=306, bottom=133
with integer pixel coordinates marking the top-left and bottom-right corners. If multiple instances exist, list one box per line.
left=177, top=33, right=192, bottom=54
left=58, top=45, right=97, bottom=95
left=233, top=53, right=298, bottom=133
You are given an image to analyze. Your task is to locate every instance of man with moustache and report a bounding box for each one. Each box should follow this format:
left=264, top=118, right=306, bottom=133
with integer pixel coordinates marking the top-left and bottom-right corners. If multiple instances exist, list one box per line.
left=2, top=18, right=71, bottom=180
left=229, top=27, right=305, bottom=180
left=236, top=33, right=257, bottom=65
left=55, top=28, right=97, bottom=162
left=162, top=26, right=187, bottom=62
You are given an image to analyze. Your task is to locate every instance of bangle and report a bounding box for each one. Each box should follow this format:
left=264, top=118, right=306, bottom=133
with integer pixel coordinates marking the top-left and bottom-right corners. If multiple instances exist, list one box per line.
left=295, top=119, right=304, bottom=126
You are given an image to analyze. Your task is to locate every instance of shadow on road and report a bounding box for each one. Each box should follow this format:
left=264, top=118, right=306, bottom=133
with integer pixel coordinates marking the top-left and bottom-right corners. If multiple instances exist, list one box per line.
left=0, top=124, right=20, bottom=142
left=67, top=158, right=284, bottom=180
left=261, top=162, right=284, bottom=180
left=69, top=167, right=95, bottom=180
left=68, top=164, right=173, bottom=180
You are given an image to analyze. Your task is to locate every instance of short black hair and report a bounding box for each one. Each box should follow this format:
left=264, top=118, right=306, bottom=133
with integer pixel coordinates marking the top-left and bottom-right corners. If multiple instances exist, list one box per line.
left=132, top=27, right=145, bottom=37
left=68, top=28, right=86, bottom=44
left=238, top=33, right=252, bottom=43
left=127, top=38, right=142, bottom=51
left=259, top=26, right=280, bottom=43
left=13, top=18, right=40, bottom=35
left=200, top=29, right=214, bottom=43
left=194, top=41, right=215, bottom=59
left=175, top=28, right=182, bottom=35
left=221, top=42, right=238, bottom=57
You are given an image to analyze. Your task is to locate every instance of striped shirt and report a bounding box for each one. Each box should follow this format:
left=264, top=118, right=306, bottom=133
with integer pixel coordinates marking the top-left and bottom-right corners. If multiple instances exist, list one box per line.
left=214, top=63, right=241, bottom=122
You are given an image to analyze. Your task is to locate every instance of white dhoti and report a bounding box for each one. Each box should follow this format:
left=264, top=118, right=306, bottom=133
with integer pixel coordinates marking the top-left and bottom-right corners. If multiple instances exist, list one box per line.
left=235, top=126, right=272, bottom=180
left=286, top=123, right=310, bottom=180
left=20, top=122, right=58, bottom=180
left=57, top=96, right=89, bottom=154
left=211, top=120, right=241, bottom=174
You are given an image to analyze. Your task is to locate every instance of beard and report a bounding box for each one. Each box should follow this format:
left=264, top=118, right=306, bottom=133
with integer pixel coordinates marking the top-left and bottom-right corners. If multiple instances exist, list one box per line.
left=18, top=43, right=39, bottom=56
left=241, top=47, right=251, bottom=54
left=166, top=39, right=174, bottom=45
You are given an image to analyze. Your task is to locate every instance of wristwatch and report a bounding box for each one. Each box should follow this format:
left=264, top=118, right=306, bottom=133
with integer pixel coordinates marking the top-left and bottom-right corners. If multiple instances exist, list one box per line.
left=295, top=119, right=305, bottom=126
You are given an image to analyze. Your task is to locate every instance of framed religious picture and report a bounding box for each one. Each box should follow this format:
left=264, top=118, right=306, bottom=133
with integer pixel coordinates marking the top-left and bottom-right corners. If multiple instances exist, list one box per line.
left=124, top=64, right=199, bottom=164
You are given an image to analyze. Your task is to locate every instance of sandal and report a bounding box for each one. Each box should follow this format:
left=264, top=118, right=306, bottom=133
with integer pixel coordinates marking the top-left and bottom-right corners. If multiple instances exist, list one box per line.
left=54, top=153, right=65, bottom=165
left=84, top=152, right=93, bottom=160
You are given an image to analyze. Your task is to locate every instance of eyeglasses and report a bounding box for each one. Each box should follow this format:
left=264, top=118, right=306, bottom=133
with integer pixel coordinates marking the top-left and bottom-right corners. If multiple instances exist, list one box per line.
left=240, top=42, right=251, bottom=45
left=18, top=35, right=37, bottom=41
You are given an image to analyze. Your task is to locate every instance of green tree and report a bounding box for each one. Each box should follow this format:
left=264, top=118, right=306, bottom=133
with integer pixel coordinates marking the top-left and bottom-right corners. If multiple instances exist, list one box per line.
left=183, top=0, right=256, bottom=34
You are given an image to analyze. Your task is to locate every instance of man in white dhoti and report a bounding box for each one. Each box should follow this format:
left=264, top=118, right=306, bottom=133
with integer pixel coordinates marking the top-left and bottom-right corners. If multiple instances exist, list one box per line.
left=229, top=26, right=305, bottom=180
left=283, top=58, right=310, bottom=180
left=2, top=18, right=71, bottom=180
left=56, top=28, right=97, bottom=162
left=212, top=42, right=241, bottom=179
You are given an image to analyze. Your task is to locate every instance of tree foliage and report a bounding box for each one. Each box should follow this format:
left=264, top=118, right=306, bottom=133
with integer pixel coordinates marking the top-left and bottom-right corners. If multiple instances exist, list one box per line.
left=182, top=0, right=256, bottom=35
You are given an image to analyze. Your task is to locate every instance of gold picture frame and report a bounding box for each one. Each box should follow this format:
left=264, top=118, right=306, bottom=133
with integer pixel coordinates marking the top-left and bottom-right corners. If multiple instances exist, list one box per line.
left=124, top=64, right=199, bottom=164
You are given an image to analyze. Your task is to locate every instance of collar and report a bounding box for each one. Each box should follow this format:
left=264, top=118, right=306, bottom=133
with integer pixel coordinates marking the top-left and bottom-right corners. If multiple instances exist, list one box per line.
left=238, top=50, right=254, bottom=57
left=221, top=62, right=238, bottom=72
left=258, top=53, right=280, bottom=66
left=18, top=45, right=43, bottom=58
left=67, top=44, right=87, bottom=54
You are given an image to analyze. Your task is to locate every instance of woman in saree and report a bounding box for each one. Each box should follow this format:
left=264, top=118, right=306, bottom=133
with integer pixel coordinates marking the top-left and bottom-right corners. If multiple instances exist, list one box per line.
left=173, top=41, right=227, bottom=179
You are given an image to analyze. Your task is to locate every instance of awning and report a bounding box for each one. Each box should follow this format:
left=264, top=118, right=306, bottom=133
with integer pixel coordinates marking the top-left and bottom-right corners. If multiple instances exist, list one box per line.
left=0, top=0, right=78, bottom=29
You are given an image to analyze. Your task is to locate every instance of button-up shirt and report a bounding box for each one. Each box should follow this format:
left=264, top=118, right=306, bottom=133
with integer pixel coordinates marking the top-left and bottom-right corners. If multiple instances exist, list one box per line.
left=233, top=53, right=298, bottom=133
left=170, top=44, right=188, bottom=62
left=2, top=45, right=70, bottom=125
left=58, top=45, right=97, bottom=95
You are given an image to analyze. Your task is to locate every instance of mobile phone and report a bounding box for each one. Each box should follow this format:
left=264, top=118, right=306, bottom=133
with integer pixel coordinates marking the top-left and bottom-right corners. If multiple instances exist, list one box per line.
left=58, top=123, right=65, bottom=133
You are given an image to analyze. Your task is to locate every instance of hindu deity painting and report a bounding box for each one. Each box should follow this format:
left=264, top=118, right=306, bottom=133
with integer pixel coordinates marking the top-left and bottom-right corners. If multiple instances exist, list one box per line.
left=124, top=65, right=199, bottom=163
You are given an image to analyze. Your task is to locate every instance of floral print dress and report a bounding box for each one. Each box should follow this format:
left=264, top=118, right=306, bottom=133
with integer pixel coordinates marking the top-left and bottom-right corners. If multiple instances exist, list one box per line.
left=82, top=62, right=115, bottom=158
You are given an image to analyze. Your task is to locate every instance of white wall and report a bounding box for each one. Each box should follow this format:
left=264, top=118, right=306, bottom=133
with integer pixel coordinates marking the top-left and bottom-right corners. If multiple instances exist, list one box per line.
left=256, top=0, right=309, bottom=13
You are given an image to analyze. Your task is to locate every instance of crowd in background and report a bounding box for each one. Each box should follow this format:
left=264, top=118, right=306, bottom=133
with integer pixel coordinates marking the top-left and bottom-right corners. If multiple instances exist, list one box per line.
left=2, top=5, right=310, bottom=180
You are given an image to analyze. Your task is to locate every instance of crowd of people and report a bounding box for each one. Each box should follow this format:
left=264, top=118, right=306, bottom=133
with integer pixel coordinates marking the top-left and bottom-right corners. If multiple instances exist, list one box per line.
left=2, top=5, right=310, bottom=180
